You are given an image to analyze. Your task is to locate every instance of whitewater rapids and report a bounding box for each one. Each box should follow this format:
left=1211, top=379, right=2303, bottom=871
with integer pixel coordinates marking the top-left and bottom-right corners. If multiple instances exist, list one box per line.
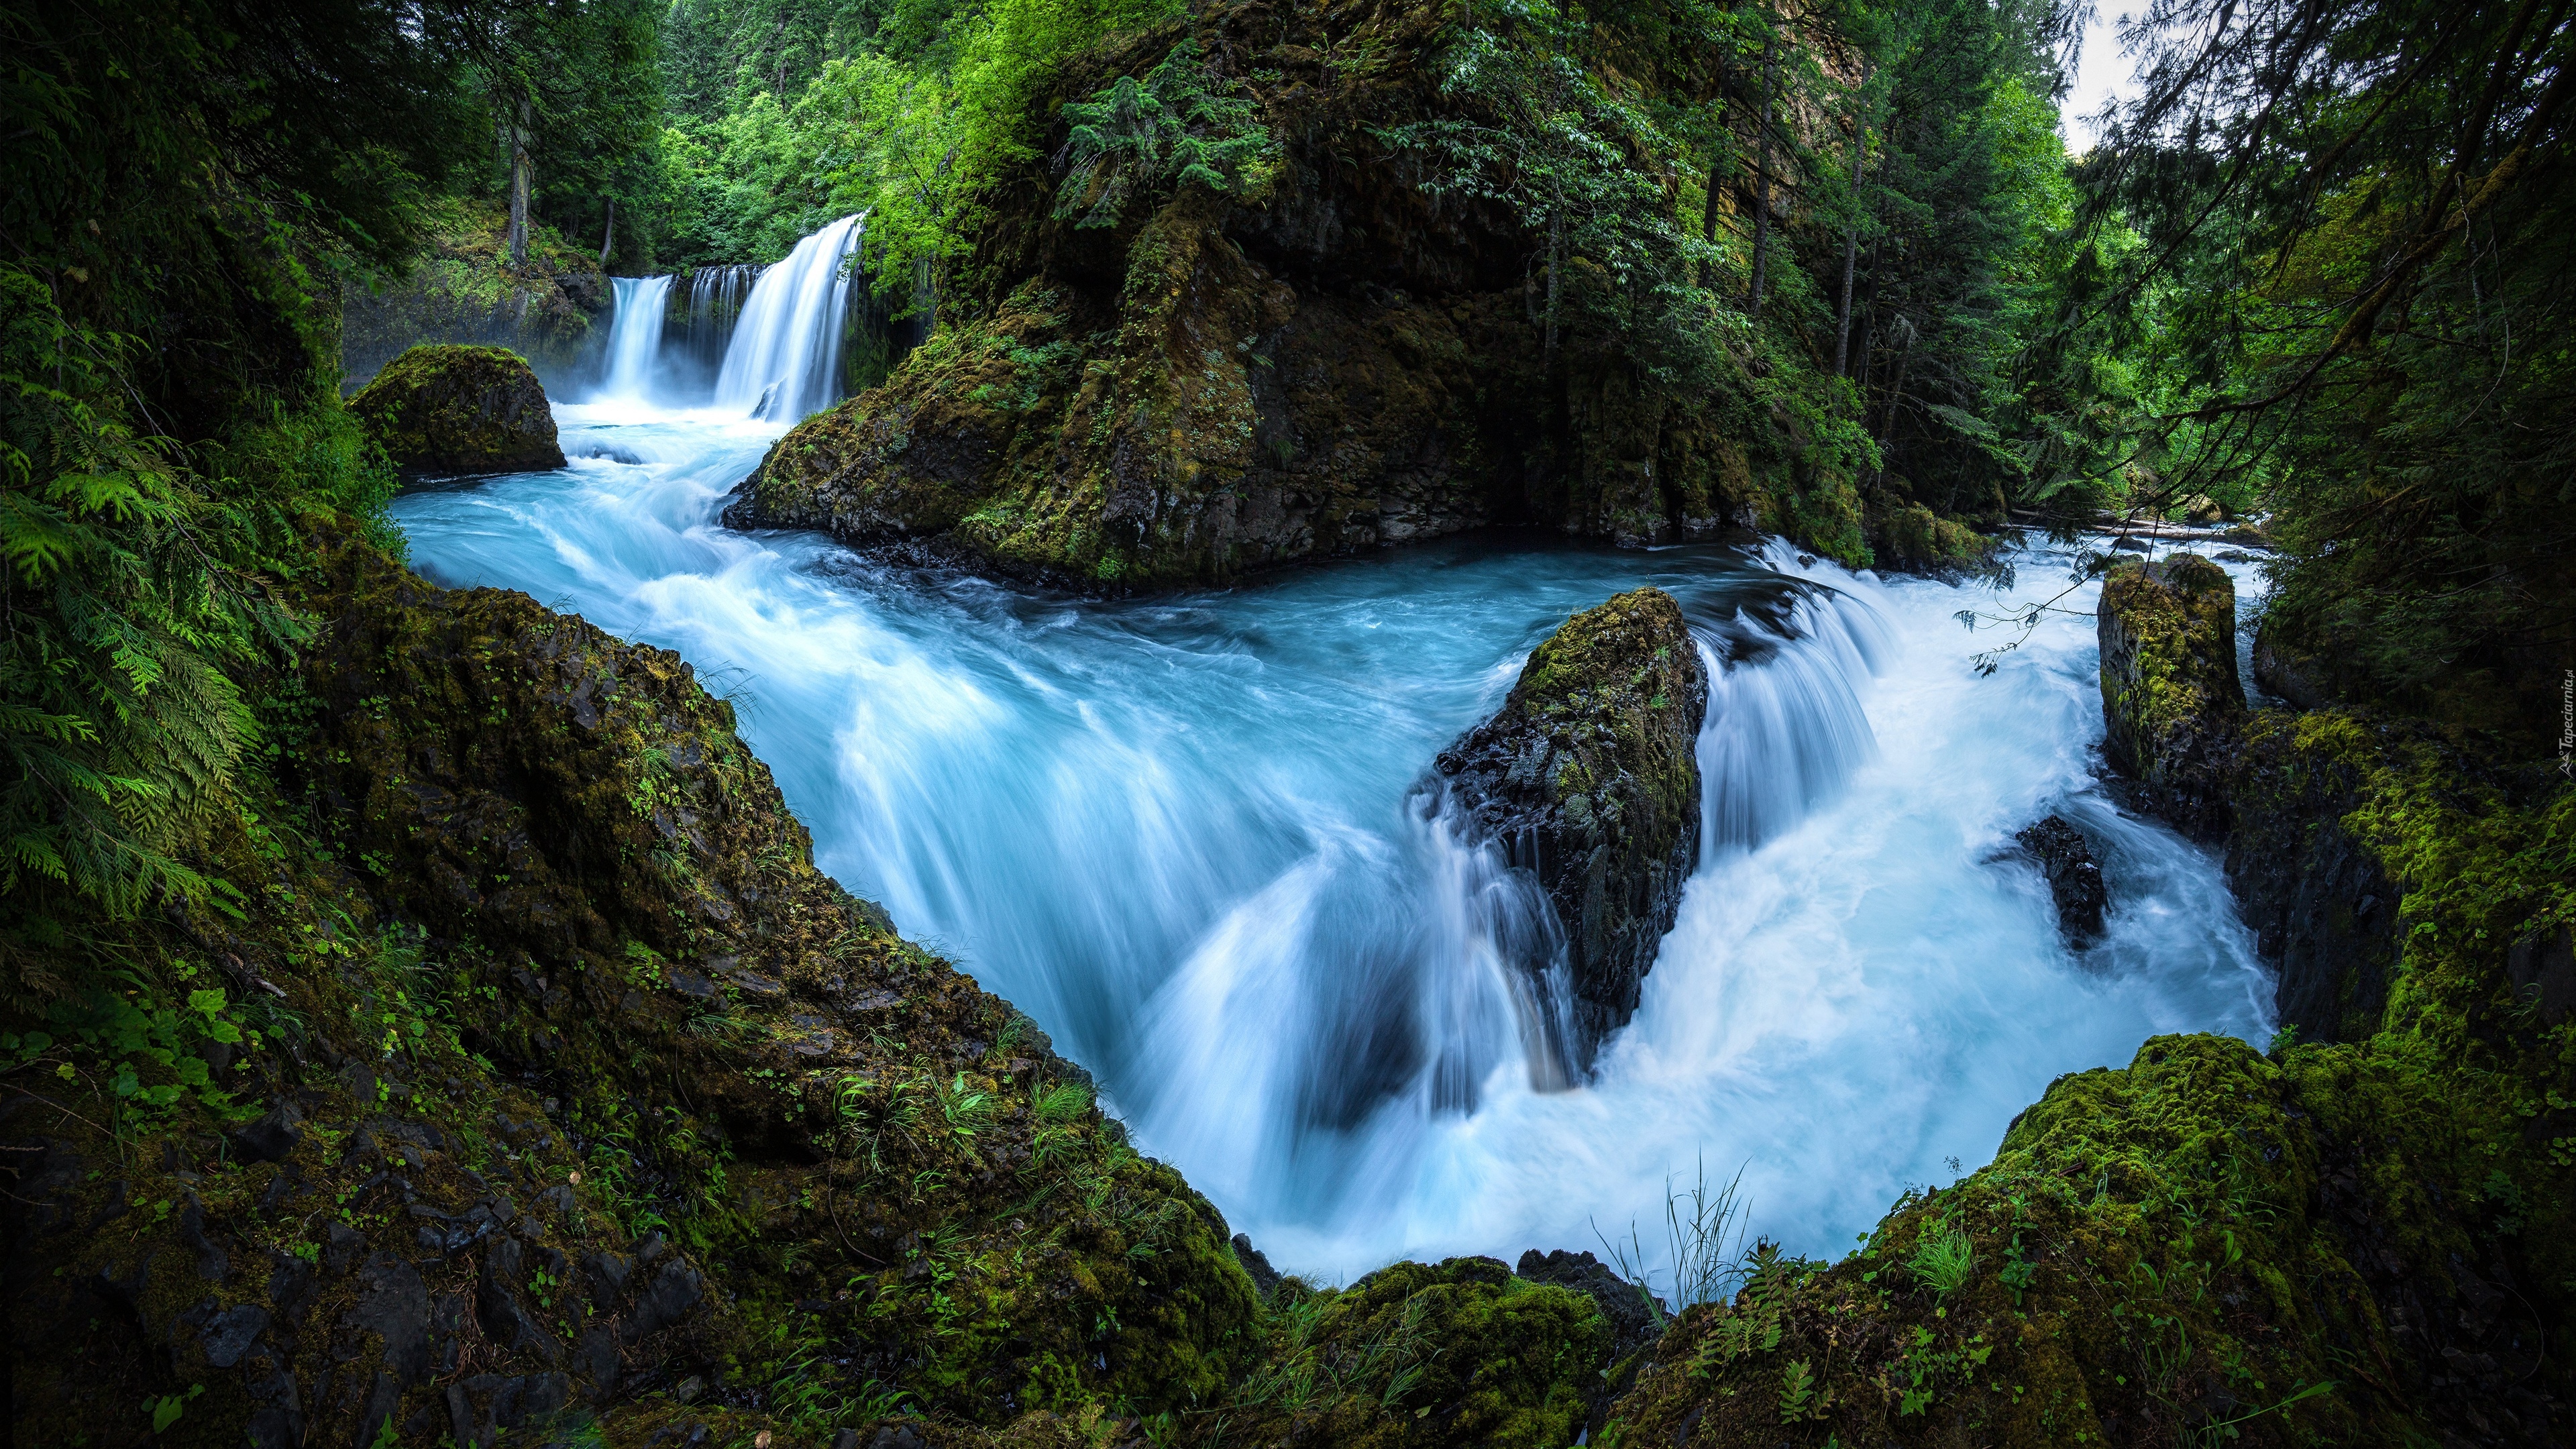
left=392, top=403, right=2274, bottom=1298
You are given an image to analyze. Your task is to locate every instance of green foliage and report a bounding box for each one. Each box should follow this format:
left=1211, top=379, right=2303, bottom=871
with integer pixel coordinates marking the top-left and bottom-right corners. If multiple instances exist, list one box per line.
left=0, top=0, right=464, bottom=983
left=0, top=272, right=268, bottom=932
left=2066, top=0, right=2575, bottom=737
left=1904, top=1223, right=1976, bottom=1296
left=1053, top=41, right=1279, bottom=229
left=5, top=961, right=256, bottom=1117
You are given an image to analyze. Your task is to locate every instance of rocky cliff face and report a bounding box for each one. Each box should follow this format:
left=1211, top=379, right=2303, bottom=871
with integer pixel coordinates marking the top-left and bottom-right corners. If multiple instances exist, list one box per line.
left=341, top=200, right=608, bottom=392
left=1435, top=588, right=1708, bottom=1069
left=725, top=0, right=1901, bottom=588
left=2096, top=553, right=2244, bottom=839
left=347, top=344, right=566, bottom=476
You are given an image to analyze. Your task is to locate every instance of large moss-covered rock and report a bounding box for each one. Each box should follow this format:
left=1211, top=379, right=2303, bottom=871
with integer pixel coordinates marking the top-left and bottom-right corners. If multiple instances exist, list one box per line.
left=1436, top=588, right=1707, bottom=1068
left=1213, top=1257, right=1611, bottom=1449
left=1603, top=1026, right=2574, bottom=1447
left=2220, top=711, right=2405, bottom=1044
left=2097, top=553, right=2243, bottom=837
left=726, top=1, right=1897, bottom=587
left=1, top=537, right=1260, bottom=1449
left=347, top=343, right=566, bottom=476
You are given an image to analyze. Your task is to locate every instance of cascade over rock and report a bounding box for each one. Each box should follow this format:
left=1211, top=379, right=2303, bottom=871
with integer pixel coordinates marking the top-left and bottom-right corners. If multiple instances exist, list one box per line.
left=2096, top=553, right=2243, bottom=838
left=1436, top=588, right=1707, bottom=1067
left=347, top=344, right=566, bottom=476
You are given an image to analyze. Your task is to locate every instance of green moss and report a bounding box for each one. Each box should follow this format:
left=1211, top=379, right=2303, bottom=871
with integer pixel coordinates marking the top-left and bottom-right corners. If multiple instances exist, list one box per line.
left=1599, top=695, right=2576, bottom=1446
left=1210, top=1258, right=1608, bottom=1449
left=345, top=343, right=566, bottom=476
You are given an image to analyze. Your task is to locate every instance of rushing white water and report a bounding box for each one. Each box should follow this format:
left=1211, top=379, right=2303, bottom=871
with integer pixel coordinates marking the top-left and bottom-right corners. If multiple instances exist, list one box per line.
left=598, top=276, right=674, bottom=402
left=391, top=404, right=2276, bottom=1295
left=712, top=214, right=865, bottom=420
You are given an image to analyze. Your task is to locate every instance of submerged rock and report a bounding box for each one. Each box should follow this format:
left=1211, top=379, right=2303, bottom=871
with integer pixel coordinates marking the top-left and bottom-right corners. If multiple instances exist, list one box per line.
left=2096, top=553, right=2243, bottom=837
left=347, top=343, right=566, bottom=477
left=1437, top=588, right=1707, bottom=1069
left=2014, top=814, right=2106, bottom=947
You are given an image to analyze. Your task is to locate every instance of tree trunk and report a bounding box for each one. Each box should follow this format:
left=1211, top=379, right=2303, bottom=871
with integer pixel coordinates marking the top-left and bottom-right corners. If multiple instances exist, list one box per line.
left=1748, top=36, right=1778, bottom=317
left=1699, top=138, right=1730, bottom=288
left=599, top=197, right=615, bottom=268
left=1544, top=201, right=1562, bottom=360
left=1878, top=323, right=1913, bottom=488
left=506, top=97, right=533, bottom=268
left=1834, top=107, right=1868, bottom=378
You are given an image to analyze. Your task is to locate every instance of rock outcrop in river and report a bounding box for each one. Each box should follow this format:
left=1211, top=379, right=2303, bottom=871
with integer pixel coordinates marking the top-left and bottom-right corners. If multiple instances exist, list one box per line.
left=724, top=1, right=1978, bottom=588
left=347, top=343, right=566, bottom=477
left=2096, top=553, right=2243, bottom=839
left=2015, top=814, right=2106, bottom=947
left=1436, top=588, right=1707, bottom=1069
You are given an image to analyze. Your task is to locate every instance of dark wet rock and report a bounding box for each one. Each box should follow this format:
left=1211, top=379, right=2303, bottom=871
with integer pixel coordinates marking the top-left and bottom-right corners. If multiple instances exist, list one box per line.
left=2015, top=815, right=2107, bottom=947
left=1516, top=1248, right=1659, bottom=1363
left=193, top=1302, right=272, bottom=1368
left=323, top=1222, right=368, bottom=1275
left=2221, top=714, right=2407, bottom=1044
left=346, top=344, right=565, bottom=478
left=619, top=1259, right=707, bottom=1344
left=2110, top=534, right=2152, bottom=552
left=1230, top=1234, right=1281, bottom=1300
left=442, top=1372, right=570, bottom=1449
left=2097, top=553, right=2243, bottom=839
left=2253, top=611, right=2332, bottom=710
left=1436, top=589, right=1708, bottom=1069
left=176, top=1199, right=229, bottom=1279
left=2509, top=928, right=2576, bottom=1023
left=230, top=1100, right=305, bottom=1162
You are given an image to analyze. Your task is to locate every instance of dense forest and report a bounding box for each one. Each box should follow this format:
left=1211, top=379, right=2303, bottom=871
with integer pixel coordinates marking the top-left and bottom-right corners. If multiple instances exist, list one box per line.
left=3, top=0, right=2572, bottom=1445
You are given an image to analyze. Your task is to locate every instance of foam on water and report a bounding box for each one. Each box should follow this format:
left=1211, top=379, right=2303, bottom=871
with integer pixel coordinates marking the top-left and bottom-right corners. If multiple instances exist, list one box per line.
left=392, top=405, right=2274, bottom=1299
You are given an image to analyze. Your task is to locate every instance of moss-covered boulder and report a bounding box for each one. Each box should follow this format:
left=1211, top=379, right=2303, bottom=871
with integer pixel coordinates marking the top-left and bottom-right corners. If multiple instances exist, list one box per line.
left=1214, top=1257, right=1611, bottom=1449
left=2097, top=553, right=2243, bottom=837
left=724, top=1, right=1904, bottom=587
left=347, top=343, right=566, bottom=476
left=1436, top=588, right=1707, bottom=1068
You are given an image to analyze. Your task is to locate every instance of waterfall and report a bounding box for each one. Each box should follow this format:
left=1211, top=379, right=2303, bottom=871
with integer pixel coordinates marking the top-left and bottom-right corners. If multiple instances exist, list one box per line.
left=676, top=264, right=759, bottom=392
left=598, top=275, right=674, bottom=401
left=713, top=214, right=866, bottom=421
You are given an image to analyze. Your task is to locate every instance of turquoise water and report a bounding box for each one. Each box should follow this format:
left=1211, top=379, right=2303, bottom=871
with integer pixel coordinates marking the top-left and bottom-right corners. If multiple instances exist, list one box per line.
left=392, top=402, right=2273, bottom=1294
